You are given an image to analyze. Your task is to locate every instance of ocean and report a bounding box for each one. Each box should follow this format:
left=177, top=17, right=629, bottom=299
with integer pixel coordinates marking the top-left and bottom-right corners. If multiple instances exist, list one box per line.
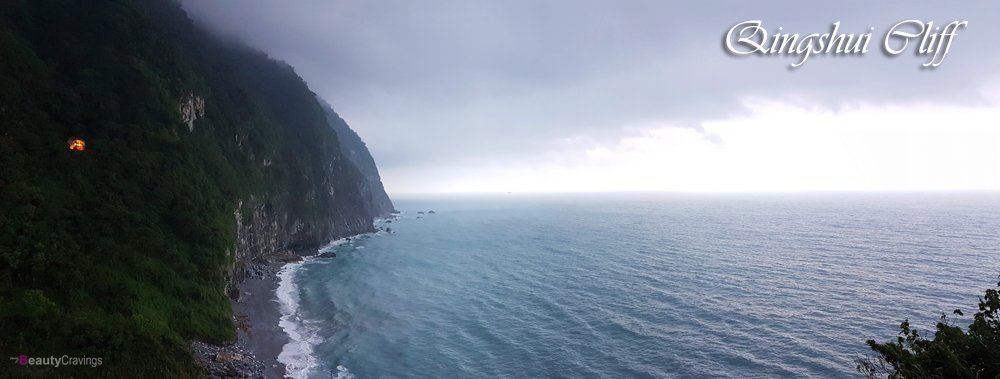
left=276, top=193, right=1000, bottom=378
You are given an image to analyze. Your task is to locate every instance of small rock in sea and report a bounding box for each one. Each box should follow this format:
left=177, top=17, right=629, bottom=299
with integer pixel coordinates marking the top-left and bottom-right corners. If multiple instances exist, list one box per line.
left=428, top=210, right=436, bottom=214
left=386, top=220, right=392, bottom=223
left=385, top=227, right=392, bottom=233
left=416, top=216, right=422, bottom=219
left=317, top=252, right=337, bottom=258
left=417, top=211, right=424, bottom=214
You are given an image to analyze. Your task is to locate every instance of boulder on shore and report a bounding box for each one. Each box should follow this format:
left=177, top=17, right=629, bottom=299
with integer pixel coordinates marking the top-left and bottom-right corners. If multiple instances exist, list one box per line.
left=191, top=341, right=265, bottom=379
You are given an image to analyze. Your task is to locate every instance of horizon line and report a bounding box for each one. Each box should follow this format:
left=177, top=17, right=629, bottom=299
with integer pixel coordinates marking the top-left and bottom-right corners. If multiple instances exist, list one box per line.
left=388, top=188, right=1000, bottom=197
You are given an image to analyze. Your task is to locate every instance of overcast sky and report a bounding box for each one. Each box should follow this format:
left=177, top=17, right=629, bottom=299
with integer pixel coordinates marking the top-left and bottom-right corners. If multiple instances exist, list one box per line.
left=181, top=1, right=1000, bottom=193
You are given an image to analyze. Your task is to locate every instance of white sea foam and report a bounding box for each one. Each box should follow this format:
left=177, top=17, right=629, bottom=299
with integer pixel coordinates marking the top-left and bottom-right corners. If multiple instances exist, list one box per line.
left=326, top=236, right=352, bottom=247
left=276, top=233, right=380, bottom=378
left=276, top=261, right=319, bottom=379
left=373, top=215, right=397, bottom=223
left=333, top=365, right=357, bottom=379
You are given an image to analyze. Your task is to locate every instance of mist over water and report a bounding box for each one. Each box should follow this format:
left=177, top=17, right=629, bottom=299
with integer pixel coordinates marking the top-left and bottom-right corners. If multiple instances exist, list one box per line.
left=279, top=193, right=1000, bottom=378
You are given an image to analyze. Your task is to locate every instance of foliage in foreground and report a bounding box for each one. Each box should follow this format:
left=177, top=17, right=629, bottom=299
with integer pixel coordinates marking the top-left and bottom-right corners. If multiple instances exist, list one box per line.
left=858, top=279, right=1000, bottom=379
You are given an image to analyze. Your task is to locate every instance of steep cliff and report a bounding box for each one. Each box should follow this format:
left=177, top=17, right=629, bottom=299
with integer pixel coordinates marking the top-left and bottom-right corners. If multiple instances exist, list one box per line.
left=320, top=100, right=397, bottom=218
left=0, top=0, right=387, bottom=377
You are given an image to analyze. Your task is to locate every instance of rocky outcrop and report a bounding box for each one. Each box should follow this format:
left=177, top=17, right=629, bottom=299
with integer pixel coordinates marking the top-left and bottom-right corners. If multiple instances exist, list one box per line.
left=180, top=93, right=205, bottom=131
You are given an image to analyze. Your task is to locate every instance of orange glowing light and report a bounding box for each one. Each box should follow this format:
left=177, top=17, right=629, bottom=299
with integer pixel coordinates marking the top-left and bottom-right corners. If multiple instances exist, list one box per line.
left=68, top=138, right=86, bottom=151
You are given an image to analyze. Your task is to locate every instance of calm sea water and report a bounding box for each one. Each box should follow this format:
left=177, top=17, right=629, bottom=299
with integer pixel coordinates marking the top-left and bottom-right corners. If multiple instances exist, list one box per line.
left=277, top=193, right=1000, bottom=378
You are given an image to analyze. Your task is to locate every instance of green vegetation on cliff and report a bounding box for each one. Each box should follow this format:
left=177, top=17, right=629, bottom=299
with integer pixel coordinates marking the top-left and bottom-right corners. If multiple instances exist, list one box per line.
left=0, top=0, right=384, bottom=377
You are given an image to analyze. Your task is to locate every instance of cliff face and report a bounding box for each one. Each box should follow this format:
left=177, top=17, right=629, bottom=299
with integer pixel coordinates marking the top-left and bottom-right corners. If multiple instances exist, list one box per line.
left=320, top=100, right=397, bottom=218
left=151, top=5, right=386, bottom=297
left=227, top=190, right=375, bottom=296
left=0, top=0, right=389, bottom=376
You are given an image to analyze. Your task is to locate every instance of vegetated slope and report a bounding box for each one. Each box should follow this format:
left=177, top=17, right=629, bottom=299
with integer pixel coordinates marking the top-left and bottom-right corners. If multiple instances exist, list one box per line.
left=319, top=99, right=397, bottom=218
left=0, top=0, right=385, bottom=377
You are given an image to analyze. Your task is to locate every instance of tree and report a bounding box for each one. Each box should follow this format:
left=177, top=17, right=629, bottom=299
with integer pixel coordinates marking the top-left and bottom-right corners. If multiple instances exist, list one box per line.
left=858, top=278, right=1000, bottom=378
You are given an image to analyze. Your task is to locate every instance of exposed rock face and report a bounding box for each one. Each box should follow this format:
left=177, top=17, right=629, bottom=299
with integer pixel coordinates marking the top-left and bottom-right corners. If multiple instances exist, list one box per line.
left=226, top=192, right=374, bottom=297
left=193, top=67, right=386, bottom=298
left=319, top=99, right=397, bottom=218
left=180, top=93, right=205, bottom=131
left=221, top=103, right=381, bottom=295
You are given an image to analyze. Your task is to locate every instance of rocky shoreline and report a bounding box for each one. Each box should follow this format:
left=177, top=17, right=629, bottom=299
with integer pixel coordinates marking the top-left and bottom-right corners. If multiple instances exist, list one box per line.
left=194, top=227, right=394, bottom=378
left=193, top=261, right=287, bottom=379
left=192, top=339, right=268, bottom=379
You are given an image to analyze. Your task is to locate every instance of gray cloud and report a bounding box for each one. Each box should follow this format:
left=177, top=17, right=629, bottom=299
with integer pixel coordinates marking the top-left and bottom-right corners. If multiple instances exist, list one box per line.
left=180, top=0, right=1000, bottom=189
